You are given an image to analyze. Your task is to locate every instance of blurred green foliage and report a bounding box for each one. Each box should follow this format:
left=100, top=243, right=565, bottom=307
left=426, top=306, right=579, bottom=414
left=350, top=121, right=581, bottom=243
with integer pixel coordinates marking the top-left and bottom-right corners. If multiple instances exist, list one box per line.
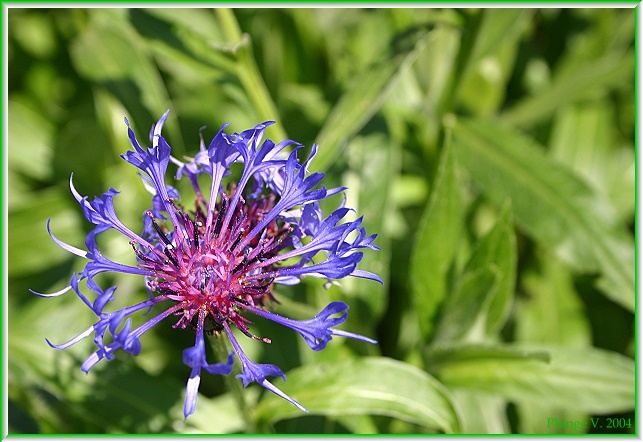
left=7, top=7, right=635, bottom=435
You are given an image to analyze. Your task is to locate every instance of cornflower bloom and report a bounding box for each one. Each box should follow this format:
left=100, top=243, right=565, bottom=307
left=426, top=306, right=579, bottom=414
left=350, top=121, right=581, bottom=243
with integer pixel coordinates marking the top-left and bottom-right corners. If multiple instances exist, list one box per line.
left=33, top=110, right=382, bottom=419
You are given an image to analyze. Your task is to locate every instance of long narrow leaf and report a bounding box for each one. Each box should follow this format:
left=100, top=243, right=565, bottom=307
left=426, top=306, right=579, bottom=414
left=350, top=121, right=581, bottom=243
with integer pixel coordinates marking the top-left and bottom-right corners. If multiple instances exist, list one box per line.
left=499, top=50, right=634, bottom=127
left=410, top=142, right=465, bottom=341
left=452, top=117, right=634, bottom=311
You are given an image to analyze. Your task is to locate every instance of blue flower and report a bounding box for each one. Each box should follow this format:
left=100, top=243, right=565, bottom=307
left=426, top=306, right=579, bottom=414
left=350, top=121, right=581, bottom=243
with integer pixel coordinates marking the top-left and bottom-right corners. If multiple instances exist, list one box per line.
left=33, top=111, right=382, bottom=419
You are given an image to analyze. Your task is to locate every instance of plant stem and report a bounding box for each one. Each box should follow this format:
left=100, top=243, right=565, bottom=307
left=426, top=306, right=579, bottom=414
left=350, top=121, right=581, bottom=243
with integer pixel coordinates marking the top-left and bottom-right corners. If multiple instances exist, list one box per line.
left=215, top=8, right=287, bottom=142
left=208, top=334, right=259, bottom=434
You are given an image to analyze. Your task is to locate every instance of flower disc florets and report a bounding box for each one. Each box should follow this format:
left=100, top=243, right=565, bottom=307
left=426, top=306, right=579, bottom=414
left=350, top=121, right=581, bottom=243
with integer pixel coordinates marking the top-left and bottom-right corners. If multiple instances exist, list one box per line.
left=33, top=110, right=382, bottom=419
left=142, top=187, right=285, bottom=340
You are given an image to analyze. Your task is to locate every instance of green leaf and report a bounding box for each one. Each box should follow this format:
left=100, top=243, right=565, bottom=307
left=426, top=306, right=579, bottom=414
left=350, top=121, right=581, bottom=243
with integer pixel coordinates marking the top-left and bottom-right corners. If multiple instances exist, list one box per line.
left=456, top=10, right=533, bottom=116
left=341, top=133, right=400, bottom=320
left=415, top=23, right=461, bottom=113
left=467, top=9, right=533, bottom=64
left=410, top=142, right=464, bottom=341
left=550, top=103, right=635, bottom=224
left=451, top=117, right=634, bottom=311
left=333, top=415, right=379, bottom=434
left=313, top=28, right=431, bottom=171
left=432, top=265, right=498, bottom=343
left=450, top=390, right=509, bottom=434
left=254, top=357, right=462, bottom=434
left=426, top=342, right=551, bottom=370
left=8, top=99, right=55, bottom=181
left=179, top=393, right=246, bottom=434
left=430, top=343, right=634, bottom=414
left=9, top=296, right=95, bottom=396
left=8, top=188, right=83, bottom=277
left=550, top=104, right=612, bottom=182
left=78, top=363, right=187, bottom=433
left=391, top=175, right=429, bottom=209
left=515, top=252, right=592, bottom=347
left=10, top=294, right=97, bottom=433
left=499, top=49, right=634, bottom=127
left=463, top=202, right=516, bottom=334
left=69, top=9, right=180, bottom=144
left=142, top=8, right=227, bottom=45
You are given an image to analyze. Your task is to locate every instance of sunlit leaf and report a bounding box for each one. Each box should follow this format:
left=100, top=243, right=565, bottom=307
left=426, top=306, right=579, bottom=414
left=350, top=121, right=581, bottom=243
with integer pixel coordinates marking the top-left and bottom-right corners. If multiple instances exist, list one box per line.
left=9, top=189, right=83, bottom=277
left=8, top=99, right=55, bottom=181
left=450, top=390, right=509, bottom=434
left=550, top=103, right=635, bottom=224
left=178, top=393, right=247, bottom=434
left=254, top=357, right=462, bottom=434
left=430, top=343, right=634, bottom=414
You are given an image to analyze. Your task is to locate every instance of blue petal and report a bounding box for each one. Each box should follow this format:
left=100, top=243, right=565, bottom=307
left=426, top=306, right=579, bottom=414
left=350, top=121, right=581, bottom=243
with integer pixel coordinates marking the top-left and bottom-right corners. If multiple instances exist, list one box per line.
left=182, top=322, right=234, bottom=419
left=243, top=302, right=377, bottom=352
left=223, top=322, right=308, bottom=413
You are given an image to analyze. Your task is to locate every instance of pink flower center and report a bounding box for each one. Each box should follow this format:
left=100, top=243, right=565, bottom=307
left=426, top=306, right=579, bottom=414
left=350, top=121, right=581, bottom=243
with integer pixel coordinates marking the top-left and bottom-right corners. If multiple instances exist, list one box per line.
left=139, top=192, right=288, bottom=339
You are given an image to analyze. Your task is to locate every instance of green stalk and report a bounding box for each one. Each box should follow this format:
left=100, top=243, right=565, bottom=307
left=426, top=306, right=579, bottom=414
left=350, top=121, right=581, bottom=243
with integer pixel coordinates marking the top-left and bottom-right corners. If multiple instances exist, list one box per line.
left=215, top=8, right=287, bottom=141
left=208, top=334, right=259, bottom=434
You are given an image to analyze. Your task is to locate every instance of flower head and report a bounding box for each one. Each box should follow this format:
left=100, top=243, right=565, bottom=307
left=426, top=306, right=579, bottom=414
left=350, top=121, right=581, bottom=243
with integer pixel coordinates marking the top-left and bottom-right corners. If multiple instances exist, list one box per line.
left=33, top=110, right=382, bottom=419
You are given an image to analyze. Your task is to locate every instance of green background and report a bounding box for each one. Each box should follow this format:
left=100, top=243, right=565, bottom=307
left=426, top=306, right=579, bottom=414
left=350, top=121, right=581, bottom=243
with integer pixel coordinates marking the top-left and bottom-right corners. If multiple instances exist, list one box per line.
left=7, top=7, right=635, bottom=434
